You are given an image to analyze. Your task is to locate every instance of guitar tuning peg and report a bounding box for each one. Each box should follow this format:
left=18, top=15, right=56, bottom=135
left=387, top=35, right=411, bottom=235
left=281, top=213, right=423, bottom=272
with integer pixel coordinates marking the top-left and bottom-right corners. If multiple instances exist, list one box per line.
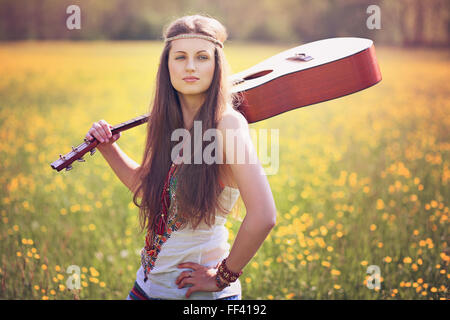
left=72, top=146, right=78, bottom=152
left=66, top=165, right=73, bottom=171
left=232, top=78, right=244, bottom=86
left=77, top=157, right=85, bottom=162
left=90, top=148, right=96, bottom=155
left=59, top=154, right=66, bottom=161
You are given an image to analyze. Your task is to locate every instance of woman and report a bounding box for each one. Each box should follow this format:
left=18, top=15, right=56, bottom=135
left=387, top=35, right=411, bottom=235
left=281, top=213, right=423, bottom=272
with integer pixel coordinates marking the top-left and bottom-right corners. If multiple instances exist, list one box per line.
left=85, top=14, right=277, bottom=300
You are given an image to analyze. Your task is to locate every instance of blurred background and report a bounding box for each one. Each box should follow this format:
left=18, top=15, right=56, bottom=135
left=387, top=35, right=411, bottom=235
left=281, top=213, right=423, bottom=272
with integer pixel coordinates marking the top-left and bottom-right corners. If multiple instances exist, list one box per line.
left=0, top=0, right=448, bottom=47
left=0, top=0, right=449, bottom=300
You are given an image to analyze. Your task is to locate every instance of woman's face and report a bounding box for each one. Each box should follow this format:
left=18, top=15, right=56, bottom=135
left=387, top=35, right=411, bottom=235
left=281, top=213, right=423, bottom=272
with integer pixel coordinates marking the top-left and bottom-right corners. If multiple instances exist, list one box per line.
left=168, top=38, right=216, bottom=99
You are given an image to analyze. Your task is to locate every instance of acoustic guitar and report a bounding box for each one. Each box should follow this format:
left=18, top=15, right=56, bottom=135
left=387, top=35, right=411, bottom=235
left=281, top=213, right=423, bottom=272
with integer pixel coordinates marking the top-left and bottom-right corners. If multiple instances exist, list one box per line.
left=50, top=37, right=382, bottom=172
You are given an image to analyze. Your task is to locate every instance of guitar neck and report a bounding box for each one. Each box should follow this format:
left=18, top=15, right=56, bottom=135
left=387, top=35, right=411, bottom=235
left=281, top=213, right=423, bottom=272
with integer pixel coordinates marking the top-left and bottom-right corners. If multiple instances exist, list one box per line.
left=111, top=114, right=149, bottom=134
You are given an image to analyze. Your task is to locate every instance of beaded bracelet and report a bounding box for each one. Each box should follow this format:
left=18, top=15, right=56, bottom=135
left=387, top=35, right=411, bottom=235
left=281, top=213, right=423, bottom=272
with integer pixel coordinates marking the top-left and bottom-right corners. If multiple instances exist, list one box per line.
left=217, top=258, right=243, bottom=283
left=215, top=274, right=230, bottom=290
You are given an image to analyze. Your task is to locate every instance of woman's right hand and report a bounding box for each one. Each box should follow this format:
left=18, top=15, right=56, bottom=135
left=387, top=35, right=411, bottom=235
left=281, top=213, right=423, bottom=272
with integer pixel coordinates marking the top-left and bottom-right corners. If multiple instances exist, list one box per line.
left=85, top=120, right=121, bottom=151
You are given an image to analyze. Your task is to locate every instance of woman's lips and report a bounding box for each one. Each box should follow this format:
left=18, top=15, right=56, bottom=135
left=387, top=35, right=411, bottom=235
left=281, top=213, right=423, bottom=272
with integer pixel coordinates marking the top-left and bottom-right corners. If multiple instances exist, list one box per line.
left=183, top=76, right=199, bottom=82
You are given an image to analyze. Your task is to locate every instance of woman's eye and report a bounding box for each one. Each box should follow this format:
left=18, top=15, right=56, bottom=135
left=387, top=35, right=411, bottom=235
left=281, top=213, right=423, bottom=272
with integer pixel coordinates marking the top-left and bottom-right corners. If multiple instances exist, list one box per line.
left=175, top=56, right=185, bottom=60
left=198, top=55, right=208, bottom=60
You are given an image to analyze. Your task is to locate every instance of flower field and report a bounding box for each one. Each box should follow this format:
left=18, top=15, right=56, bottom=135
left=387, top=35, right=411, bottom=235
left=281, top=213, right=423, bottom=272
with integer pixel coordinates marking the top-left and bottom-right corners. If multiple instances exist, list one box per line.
left=0, top=41, right=448, bottom=299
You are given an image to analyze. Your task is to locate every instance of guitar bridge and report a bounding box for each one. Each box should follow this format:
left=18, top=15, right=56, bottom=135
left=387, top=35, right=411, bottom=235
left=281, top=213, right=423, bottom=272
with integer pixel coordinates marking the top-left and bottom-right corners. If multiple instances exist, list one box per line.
left=286, top=53, right=313, bottom=62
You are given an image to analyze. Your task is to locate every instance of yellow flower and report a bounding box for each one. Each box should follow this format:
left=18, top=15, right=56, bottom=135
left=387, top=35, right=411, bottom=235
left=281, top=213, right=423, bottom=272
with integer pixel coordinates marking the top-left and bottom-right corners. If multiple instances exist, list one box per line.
left=89, top=277, right=99, bottom=284
left=16, top=251, right=22, bottom=257
left=370, top=224, right=376, bottom=231
left=245, top=277, right=251, bottom=284
left=331, top=269, right=341, bottom=276
left=50, top=289, right=56, bottom=295
left=99, top=282, right=106, bottom=288
left=384, top=256, right=392, bottom=263
left=361, top=260, right=368, bottom=266
left=41, top=264, right=48, bottom=270
left=285, top=293, right=295, bottom=299
left=403, top=257, right=412, bottom=264
left=376, top=199, right=384, bottom=210
left=89, top=267, right=100, bottom=277
left=334, top=284, right=341, bottom=290
left=267, top=294, right=274, bottom=300
left=430, top=287, right=437, bottom=292
left=42, top=296, right=49, bottom=300
left=322, top=261, right=331, bottom=268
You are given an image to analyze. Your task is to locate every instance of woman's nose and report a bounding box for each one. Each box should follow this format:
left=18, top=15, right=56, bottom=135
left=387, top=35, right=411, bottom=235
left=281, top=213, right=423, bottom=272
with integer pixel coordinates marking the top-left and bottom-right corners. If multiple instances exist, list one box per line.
left=185, top=58, right=195, bottom=71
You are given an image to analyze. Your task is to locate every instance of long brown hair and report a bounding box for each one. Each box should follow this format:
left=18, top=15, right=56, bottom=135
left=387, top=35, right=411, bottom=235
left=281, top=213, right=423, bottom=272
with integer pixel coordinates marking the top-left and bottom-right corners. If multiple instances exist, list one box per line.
left=132, top=14, right=238, bottom=234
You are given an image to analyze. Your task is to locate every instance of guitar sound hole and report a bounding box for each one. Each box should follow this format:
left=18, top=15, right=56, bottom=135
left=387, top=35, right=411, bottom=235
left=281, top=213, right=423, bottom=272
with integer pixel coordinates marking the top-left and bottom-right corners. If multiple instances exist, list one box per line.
left=243, top=69, right=273, bottom=80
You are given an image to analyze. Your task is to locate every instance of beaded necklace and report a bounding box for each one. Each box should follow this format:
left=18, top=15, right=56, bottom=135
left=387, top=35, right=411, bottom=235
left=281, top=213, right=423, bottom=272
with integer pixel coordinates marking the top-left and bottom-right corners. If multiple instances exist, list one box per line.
left=141, top=162, right=181, bottom=282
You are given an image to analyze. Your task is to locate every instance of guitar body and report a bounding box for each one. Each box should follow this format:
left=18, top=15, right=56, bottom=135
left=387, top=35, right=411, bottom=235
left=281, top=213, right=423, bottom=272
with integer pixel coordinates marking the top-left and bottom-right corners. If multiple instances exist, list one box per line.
left=51, top=37, right=382, bottom=172
left=231, top=37, right=382, bottom=123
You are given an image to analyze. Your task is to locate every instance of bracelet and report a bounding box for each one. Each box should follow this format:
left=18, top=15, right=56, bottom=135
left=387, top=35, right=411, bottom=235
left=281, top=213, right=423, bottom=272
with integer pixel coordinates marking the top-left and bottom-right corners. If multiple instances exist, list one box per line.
left=217, top=258, right=242, bottom=283
left=215, top=274, right=230, bottom=290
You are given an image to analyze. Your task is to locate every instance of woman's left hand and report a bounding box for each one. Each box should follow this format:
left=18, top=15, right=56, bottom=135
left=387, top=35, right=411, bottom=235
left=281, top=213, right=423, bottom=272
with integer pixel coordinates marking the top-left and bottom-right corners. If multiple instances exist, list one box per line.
left=176, top=262, right=220, bottom=298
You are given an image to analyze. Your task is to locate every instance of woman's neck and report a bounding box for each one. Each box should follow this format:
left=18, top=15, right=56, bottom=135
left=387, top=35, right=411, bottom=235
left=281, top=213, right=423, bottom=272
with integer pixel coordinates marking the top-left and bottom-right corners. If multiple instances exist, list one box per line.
left=178, top=93, right=205, bottom=130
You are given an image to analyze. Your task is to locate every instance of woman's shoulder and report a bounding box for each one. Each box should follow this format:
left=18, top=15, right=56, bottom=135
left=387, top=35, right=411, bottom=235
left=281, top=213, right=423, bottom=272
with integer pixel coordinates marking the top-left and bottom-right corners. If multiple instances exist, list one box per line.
left=217, top=104, right=248, bottom=132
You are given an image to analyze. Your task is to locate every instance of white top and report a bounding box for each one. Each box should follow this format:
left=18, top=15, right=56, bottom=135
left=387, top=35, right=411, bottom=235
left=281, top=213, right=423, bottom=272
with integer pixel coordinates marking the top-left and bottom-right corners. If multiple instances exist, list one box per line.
left=135, top=185, right=242, bottom=299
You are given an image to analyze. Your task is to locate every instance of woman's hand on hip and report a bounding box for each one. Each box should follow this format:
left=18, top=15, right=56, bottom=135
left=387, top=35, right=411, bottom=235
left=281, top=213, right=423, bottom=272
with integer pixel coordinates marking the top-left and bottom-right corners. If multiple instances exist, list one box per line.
left=176, top=262, right=220, bottom=298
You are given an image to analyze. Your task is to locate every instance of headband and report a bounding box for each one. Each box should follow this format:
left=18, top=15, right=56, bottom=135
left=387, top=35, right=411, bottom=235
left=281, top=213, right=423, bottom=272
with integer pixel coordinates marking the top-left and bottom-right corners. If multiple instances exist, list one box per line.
left=164, top=33, right=224, bottom=48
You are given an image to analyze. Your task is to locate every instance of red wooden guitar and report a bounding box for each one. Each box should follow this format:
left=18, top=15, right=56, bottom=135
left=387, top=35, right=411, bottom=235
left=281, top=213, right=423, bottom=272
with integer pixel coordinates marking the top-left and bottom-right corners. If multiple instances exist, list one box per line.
left=51, top=37, right=381, bottom=172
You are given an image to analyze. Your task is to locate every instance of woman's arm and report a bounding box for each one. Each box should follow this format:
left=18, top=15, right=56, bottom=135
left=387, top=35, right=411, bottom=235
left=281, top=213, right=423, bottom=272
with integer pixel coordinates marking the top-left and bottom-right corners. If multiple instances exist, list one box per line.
left=99, top=142, right=142, bottom=196
left=86, top=120, right=142, bottom=196
left=217, top=110, right=277, bottom=274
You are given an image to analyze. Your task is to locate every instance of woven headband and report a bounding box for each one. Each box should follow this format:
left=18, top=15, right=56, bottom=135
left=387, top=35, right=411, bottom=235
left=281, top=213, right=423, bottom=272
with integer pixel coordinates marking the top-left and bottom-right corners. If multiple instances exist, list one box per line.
left=164, top=33, right=224, bottom=48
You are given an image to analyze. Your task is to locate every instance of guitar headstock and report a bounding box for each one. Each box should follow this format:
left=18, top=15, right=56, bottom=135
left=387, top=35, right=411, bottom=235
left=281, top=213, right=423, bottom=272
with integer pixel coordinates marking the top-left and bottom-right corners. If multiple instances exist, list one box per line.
left=50, top=138, right=99, bottom=172
left=50, top=114, right=149, bottom=173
